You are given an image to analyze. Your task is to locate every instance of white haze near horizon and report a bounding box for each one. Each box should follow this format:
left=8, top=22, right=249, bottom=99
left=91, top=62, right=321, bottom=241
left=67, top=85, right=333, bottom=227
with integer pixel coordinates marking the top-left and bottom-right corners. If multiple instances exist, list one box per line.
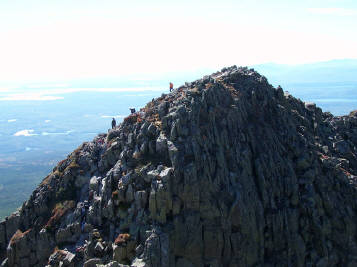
left=0, top=87, right=163, bottom=101
left=0, top=0, right=356, bottom=87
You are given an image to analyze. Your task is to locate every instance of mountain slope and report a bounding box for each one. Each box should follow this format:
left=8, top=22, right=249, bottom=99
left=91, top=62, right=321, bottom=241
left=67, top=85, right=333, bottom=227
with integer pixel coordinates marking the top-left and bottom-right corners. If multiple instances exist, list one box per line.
left=1, top=66, right=357, bottom=266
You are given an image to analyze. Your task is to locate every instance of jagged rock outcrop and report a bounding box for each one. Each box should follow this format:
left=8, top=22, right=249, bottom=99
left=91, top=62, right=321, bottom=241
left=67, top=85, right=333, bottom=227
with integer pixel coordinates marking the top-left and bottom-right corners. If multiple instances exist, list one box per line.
left=1, top=66, right=357, bottom=266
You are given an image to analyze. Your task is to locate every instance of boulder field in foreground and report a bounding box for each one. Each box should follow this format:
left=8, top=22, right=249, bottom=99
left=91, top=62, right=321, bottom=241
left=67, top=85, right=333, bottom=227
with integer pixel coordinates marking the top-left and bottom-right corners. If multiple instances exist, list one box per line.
left=1, top=66, right=357, bottom=267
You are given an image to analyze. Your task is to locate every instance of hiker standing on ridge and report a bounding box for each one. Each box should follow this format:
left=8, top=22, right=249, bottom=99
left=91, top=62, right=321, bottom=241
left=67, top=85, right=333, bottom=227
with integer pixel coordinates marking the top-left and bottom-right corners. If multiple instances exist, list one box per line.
left=111, top=118, right=116, bottom=129
left=170, top=82, right=173, bottom=92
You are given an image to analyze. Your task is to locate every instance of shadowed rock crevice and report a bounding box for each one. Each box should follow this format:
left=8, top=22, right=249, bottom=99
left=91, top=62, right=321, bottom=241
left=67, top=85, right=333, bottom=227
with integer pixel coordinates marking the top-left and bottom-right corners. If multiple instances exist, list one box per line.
left=1, top=66, right=357, bottom=266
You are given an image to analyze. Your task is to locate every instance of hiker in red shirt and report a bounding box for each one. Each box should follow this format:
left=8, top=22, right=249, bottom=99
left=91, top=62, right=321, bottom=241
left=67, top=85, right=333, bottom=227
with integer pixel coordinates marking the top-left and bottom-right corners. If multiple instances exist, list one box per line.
left=169, top=82, right=173, bottom=92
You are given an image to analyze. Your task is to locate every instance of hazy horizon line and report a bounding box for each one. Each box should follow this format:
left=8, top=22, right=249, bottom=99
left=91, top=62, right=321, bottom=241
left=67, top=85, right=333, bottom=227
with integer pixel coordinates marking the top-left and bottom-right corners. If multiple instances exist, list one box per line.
left=0, top=58, right=356, bottom=89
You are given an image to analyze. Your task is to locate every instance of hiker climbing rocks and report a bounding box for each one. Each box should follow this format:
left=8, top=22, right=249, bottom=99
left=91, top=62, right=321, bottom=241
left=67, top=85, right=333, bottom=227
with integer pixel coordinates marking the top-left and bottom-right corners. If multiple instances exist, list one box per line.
left=111, top=118, right=116, bottom=129
left=130, top=107, right=136, bottom=114
left=170, top=82, right=173, bottom=92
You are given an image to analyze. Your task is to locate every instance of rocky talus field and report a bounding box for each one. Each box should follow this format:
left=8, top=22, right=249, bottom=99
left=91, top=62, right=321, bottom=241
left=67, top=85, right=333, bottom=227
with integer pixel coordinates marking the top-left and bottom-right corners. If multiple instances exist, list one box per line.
left=1, top=66, right=357, bottom=266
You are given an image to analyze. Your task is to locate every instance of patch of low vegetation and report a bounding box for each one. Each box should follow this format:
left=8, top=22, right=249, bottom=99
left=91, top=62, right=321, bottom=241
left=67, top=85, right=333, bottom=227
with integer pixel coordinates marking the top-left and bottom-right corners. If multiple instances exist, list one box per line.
left=124, top=114, right=142, bottom=124
left=114, top=233, right=131, bottom=245
left=45, top=200, right=75, bottom=230
left=67, top=160, right=80, bottom=172
left=9, top=229, right=32, bottom=245
left=349, top=110, right=357, bottom=117
left=40, top=174, right=54, bottom=186
left=56, top=181, right=77, bottom=201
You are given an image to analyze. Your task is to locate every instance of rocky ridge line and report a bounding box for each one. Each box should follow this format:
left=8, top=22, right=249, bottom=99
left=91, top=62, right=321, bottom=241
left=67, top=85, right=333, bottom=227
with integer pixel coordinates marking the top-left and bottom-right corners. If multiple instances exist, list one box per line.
left=1, top=66, right=357, bottom=266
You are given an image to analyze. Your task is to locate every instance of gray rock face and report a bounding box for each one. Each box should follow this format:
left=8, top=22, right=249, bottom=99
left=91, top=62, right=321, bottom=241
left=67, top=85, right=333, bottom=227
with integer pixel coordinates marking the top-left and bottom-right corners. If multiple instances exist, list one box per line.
left=47, top=249, right=76, bottom=267
left=1, top=66, right=357, bottom=266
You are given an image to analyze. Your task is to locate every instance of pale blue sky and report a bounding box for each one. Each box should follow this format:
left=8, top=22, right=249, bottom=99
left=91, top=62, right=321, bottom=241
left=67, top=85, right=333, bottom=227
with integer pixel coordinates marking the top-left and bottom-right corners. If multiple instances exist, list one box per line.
left=0, top=0, right=356, bottom=84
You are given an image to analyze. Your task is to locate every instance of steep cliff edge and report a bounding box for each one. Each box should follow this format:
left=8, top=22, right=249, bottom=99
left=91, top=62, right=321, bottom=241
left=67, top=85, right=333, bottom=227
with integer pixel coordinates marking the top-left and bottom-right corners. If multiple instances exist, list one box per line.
left=1, top=66, right=357, bottom=267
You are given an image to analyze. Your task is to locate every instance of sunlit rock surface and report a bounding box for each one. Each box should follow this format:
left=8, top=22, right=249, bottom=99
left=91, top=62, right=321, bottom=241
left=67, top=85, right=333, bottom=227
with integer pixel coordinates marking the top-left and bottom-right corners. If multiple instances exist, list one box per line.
left=1, top=66, right=357, bottom=266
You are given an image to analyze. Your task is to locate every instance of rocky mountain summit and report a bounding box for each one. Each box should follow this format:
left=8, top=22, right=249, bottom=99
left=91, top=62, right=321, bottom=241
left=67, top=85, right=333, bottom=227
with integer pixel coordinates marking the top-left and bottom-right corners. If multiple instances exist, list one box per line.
left=1, top=66, right=357, bottom=267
